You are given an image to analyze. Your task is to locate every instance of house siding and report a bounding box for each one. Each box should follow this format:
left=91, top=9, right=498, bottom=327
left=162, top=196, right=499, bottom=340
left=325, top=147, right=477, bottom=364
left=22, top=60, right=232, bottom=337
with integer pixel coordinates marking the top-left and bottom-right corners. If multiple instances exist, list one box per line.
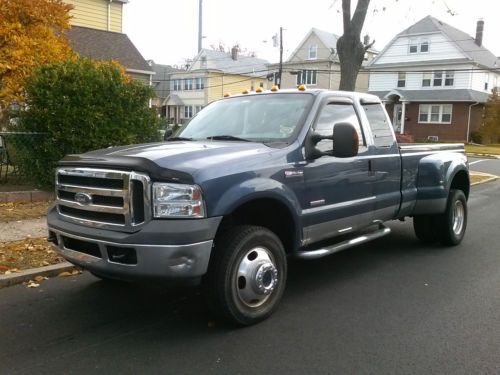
left=375, top=33, right=465, bottom=65
left=288, top=33, right=334, bottom=62
left=65, top=0, right=123, bottom=32
left=207, top=73, right=267, bottom=103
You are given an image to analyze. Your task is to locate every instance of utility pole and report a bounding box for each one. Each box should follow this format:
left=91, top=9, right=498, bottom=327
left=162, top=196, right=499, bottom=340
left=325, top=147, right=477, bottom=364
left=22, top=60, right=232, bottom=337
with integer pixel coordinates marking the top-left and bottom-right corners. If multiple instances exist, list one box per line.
left=277, top=26, right=283, bottom=88
left=198, top=0, right=203, bottom=53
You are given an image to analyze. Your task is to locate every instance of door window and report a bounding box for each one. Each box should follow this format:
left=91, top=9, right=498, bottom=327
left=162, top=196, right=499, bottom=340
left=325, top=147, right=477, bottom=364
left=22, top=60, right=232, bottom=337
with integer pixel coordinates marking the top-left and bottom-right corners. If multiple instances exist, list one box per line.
left=314, top=103, right=364, bottom=152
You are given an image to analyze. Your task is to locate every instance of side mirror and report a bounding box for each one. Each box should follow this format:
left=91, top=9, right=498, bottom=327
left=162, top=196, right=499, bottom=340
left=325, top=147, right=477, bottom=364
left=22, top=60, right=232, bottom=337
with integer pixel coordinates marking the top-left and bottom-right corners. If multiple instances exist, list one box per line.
left=332, top=122, right=359, bottom=158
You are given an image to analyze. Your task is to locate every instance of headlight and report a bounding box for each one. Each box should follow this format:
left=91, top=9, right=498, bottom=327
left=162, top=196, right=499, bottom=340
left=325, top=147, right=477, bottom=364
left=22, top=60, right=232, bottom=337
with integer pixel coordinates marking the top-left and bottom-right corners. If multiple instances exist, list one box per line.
left=152, top=183, right=206, bottom=218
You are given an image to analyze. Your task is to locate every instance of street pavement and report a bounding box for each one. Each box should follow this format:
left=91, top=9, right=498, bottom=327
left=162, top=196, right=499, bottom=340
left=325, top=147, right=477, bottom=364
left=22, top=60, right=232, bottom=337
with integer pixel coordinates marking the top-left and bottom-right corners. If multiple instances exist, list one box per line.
left=468, top=156, right=500, bottom=176
left=1, top=181, right=500, bottom=374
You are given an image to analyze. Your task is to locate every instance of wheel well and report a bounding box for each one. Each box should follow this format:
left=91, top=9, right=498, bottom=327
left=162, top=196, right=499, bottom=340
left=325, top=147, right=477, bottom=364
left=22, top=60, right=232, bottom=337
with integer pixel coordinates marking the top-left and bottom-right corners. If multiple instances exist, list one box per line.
left=218, top=199, right=297, bottom=253
left=450, top=170, right=470, bottom=199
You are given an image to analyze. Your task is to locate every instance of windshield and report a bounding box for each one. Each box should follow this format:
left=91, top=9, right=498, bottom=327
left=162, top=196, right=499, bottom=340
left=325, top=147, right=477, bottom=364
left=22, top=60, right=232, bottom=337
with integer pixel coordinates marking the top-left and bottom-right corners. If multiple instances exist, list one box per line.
left=178, top=93, right=313, bottom=143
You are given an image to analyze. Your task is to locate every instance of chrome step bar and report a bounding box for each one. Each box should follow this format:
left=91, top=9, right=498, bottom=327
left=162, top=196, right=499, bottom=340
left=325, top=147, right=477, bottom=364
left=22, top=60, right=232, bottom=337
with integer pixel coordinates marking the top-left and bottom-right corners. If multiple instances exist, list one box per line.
left=295, top=223, right=391, bottom=260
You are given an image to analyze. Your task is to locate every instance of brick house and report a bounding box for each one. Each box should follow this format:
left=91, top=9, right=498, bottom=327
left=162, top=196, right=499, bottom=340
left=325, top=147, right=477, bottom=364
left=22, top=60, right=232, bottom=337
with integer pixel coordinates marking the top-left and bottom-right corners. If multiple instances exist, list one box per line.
left=367, top=16, right=499, bottom=142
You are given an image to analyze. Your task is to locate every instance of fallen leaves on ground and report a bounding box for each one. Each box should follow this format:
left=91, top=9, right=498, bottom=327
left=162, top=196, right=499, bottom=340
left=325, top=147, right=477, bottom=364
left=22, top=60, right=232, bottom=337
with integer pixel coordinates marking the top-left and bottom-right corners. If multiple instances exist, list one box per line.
left=58, top=269, right=81, bottom=277
left=0, top=238, right=64, bottom=274
left=0, top=201, right=52, bottom=222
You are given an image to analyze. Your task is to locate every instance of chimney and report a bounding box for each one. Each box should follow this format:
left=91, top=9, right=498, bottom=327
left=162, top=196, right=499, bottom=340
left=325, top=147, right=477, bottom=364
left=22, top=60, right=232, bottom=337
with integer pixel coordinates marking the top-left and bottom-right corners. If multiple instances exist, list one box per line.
left=475, top=19, right=484, bottom=46
left=231, top=45, right=238, bottom=60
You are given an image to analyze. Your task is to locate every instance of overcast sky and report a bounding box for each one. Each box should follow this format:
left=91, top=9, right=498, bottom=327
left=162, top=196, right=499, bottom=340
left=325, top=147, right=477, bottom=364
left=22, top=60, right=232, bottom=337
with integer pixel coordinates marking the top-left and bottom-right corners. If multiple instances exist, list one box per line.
left=123, top=0, right=500, bottom=67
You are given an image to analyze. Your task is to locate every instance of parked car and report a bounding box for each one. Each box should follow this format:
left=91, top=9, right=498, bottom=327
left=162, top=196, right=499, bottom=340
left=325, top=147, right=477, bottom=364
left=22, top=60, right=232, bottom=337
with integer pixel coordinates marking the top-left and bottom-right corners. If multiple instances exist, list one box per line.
left=48, top=89, right=469, bottom=325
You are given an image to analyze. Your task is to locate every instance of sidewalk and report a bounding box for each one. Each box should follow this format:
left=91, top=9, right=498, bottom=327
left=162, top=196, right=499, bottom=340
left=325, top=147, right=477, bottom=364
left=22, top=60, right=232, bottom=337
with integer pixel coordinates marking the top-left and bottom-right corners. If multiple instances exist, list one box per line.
left=0, top=217, right=47, bottom=242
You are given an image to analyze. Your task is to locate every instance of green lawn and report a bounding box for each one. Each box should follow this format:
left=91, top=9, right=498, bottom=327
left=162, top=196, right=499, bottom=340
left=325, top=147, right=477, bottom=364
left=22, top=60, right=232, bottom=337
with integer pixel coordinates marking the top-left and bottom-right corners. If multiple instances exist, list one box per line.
left=465, top=144, right=500, bottom=155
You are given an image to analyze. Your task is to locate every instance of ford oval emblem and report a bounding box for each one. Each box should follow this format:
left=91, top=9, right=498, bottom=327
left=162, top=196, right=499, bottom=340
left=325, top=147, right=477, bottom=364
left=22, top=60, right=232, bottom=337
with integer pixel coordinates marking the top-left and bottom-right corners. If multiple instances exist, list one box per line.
left=74, top=192, right=93, bottom=206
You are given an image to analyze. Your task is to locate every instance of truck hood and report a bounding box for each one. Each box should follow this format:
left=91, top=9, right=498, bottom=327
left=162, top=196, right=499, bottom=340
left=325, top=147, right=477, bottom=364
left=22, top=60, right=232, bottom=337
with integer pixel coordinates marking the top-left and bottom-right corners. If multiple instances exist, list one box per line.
left=59, top=141, right=278, bottom=183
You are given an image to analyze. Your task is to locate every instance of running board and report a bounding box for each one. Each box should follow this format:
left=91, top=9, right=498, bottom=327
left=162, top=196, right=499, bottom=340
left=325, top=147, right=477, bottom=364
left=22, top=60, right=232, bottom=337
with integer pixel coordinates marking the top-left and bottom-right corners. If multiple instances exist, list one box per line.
left=294, top=223, right=391, bottom=260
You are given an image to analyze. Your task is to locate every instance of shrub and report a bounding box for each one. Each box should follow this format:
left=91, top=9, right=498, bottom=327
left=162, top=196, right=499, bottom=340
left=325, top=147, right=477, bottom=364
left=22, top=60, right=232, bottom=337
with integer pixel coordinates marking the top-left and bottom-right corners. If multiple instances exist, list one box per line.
left=16, top=58, right=159, bottom=187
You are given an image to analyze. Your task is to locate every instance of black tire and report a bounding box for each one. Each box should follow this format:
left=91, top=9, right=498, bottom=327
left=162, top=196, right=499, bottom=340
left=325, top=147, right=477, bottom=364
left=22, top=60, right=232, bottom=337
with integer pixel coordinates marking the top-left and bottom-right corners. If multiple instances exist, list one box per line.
left=413, top=215, right=438, bottom=243
left=435, top=189, right=467, bottom=246
left=203, top=225, right=287, bottom=326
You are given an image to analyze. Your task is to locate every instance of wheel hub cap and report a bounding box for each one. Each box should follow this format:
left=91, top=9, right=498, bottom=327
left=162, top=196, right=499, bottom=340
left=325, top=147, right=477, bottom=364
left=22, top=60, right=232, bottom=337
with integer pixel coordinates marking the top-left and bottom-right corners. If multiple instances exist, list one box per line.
left=452, top=200, right=465, bottom=235
left=236, top=247, right=279, bottom=308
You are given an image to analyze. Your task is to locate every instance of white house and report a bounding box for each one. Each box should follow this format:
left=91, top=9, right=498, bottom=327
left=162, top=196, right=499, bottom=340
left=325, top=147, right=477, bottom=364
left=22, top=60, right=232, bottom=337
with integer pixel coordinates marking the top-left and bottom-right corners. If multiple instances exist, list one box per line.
left=366, top=16, right=499, bottom=142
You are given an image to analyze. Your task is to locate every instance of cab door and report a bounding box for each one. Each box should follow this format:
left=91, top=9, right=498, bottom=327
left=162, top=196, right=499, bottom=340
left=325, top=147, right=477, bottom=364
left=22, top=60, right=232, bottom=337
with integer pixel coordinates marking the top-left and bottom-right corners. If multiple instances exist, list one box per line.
left=302, top=98, right=375, bottom=245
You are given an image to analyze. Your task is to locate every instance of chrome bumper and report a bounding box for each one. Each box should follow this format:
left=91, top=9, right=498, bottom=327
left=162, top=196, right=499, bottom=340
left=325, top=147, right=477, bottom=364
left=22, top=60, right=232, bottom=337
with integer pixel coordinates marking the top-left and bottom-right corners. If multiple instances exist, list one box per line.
left=48, top=228, right=213, bottom=281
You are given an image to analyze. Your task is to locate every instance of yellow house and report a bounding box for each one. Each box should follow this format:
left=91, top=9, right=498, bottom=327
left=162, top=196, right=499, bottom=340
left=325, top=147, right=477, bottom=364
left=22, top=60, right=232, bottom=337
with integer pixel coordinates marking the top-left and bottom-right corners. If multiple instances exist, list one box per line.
left=165, top=48, right=269, bottom=124
left=64, top=0, right=126, bottom=32
left=62, top=0, right=154, bottom=83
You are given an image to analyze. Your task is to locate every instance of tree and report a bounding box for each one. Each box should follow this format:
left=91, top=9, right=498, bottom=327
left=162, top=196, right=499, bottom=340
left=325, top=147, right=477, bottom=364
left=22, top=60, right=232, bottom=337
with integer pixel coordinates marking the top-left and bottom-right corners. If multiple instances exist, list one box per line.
left=0, top=0, right=74, bottom=106
left=336, top=0, right=373, bottom=91
left=17, top=58, right=160, bottom=187
left=480, top=88, right=500, bottom=144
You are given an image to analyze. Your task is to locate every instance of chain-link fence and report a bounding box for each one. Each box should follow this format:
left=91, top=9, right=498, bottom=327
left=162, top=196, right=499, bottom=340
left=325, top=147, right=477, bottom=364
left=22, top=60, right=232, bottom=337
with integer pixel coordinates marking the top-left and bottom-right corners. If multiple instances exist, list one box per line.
left=0, top=132, right=47, bottom=185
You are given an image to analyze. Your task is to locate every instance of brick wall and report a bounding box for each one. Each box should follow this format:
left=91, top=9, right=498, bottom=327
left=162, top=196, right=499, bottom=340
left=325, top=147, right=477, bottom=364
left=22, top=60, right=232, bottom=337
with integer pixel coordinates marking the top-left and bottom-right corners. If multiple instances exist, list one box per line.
left=386, top=102, right=485, bottom=142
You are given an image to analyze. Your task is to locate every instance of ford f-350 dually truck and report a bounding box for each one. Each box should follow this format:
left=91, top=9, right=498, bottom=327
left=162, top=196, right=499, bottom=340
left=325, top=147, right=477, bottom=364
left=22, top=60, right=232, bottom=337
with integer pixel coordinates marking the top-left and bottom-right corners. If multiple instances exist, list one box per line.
left=47, top=89, right=469, bottom=325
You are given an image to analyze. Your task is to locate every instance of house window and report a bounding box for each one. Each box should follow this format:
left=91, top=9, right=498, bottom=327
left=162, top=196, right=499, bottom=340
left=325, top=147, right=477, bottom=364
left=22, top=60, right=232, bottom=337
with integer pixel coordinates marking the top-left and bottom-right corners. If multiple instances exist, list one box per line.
left=397, top=72, right=406, bottom=88
left=184, top=79, right=193, bottom=90
left=184, top=105, right=193, bottom=119
left=296, top=70, right=317, bottom=85
left=418, top=104, right=453, bottom=124
left=173, top=79, right=182, bottom=91
left=420, top=39, right=429, bottom=53
left=409, top=39, right=418, bottom=54
left=433, top=71, right=443, bottom=86
left=195, top=105, right=203, bottom=114
left=444, top=71, right=454, bottom=86
left=485, top=82, right=489, bottom=91
left=308, top=45, right=318, bottom=59
left=422, top=72, right=432, bottom=87
left=195, top=77, right=204, bottom=90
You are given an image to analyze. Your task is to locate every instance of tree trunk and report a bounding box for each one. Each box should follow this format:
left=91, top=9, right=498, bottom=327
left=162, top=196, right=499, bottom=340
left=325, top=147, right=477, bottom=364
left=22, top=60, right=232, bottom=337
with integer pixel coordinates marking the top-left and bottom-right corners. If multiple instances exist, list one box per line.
left=336, top=0, right=371, bottom=91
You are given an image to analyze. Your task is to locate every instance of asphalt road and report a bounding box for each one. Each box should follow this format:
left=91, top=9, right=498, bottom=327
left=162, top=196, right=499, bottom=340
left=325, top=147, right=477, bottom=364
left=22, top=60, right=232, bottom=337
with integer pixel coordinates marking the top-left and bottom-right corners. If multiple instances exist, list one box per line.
left=468, top=156, right=500, bottom=176
left=1, top=181, right=500, bottom=375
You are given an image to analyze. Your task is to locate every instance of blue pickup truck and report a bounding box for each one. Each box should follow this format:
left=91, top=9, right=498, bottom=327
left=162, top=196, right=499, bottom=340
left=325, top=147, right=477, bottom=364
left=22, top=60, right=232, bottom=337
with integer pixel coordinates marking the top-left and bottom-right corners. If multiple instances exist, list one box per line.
left=47, top=89, right=469, bottom=325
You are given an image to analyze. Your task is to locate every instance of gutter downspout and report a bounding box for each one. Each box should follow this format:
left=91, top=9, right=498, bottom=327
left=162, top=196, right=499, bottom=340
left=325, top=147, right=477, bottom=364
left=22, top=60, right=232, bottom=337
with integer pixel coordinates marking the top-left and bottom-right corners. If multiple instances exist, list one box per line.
left=467, top=101, right=480, bottom=143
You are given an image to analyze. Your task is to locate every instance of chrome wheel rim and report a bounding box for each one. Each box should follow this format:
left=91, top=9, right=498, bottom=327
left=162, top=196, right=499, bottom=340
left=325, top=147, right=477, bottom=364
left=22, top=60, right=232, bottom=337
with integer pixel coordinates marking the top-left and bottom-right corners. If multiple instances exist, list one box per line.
left=235, top=247, right=278, bottom=308
left=452, top=200, right=465, bottom=235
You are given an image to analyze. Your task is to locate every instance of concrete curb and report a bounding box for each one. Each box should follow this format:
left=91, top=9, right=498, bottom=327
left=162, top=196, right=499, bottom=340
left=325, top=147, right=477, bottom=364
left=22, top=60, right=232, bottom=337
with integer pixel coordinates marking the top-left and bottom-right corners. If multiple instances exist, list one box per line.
left=0, top=262, right=77, bottom=288
left=0, top=190, right=54, bottom=203
left=466, top=153, right=500, bottom=159
left=470, top=171, right=499, bottom=186
left=471, top=176, right=499, bottom=186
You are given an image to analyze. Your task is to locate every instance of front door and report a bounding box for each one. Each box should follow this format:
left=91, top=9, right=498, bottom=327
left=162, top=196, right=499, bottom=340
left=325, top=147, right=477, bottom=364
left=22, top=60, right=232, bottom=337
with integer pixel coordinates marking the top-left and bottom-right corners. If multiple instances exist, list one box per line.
left=302, top=99, right=374, bottom=246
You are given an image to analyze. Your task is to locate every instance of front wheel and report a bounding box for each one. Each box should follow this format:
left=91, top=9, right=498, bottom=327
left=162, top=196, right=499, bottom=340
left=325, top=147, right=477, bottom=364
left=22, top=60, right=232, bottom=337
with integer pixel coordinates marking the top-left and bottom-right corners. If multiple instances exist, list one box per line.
left=203, top=225, right=287, bottom=326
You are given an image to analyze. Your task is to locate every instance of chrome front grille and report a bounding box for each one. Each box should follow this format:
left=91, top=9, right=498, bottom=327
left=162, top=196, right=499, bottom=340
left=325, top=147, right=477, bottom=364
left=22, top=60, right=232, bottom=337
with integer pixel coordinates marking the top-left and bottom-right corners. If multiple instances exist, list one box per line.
left=56, top=168, right=151, bottom=231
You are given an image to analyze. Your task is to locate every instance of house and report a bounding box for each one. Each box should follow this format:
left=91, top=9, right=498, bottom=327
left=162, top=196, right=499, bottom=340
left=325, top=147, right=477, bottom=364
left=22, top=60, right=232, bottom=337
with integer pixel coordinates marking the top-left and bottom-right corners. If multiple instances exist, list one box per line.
left=165, top=48, right=269, bottom=124
left=148, top=61, right=181, bottom=117
left=63, top=0, right=154, bottom=83
left=367, top=16, right=499, bottom=142
left=267, top=28, right=378, bottom=92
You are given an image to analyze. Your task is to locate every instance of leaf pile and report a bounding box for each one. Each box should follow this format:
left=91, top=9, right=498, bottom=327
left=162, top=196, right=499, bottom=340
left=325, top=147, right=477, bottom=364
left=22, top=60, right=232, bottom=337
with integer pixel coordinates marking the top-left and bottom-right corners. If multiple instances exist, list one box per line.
left=0, top=237, right=63, bottom=274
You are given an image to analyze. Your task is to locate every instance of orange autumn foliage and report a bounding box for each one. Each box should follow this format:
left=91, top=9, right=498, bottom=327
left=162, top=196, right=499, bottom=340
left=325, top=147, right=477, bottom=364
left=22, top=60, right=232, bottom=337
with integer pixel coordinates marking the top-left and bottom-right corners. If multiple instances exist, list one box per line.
left=0, top=0, right=75, bottom=105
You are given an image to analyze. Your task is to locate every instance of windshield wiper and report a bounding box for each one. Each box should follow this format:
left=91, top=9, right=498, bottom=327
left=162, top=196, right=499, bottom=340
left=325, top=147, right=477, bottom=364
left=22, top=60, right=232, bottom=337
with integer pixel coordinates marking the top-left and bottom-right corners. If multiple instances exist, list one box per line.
left=165, top=136, right=193, bottom=141
left=205, top=135, right=251, bottom=142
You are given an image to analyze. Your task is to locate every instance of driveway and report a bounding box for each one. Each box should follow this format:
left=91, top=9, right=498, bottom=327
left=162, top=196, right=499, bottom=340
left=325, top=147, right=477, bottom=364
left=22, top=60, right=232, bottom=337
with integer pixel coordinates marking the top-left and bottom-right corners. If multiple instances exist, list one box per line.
left=468, top=156, right=500, bottom=175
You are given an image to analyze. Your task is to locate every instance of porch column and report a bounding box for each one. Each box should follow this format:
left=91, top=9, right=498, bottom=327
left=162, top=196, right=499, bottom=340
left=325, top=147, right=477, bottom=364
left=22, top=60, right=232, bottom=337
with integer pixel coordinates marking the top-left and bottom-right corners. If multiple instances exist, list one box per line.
left=400, top=101, right=407, bottom=134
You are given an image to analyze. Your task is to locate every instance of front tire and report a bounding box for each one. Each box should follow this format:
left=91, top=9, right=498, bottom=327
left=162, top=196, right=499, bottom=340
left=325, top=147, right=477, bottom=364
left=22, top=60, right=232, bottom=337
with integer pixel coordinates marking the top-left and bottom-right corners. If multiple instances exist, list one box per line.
left=203, top=225, right=287, bottom=326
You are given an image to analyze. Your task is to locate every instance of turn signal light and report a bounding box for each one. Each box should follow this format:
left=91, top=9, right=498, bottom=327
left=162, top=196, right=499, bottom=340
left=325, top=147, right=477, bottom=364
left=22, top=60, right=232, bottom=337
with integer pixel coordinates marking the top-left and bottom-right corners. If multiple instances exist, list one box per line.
left=256, top=87, right=263, bottom=93
left=223, top=92, right=231, bottom=97
left=298, top=84, right=306, bottom=91
left=270, top=85, right=279, bottom=91
left=242, top=89, right=249, bottom=94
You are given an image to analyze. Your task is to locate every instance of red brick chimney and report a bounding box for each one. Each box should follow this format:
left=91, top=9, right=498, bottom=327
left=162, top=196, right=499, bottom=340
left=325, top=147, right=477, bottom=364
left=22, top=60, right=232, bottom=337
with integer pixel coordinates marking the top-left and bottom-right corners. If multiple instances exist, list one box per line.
left=231, top=45, right=238, bottom=60
left=475, top=19, right=484, bottom=46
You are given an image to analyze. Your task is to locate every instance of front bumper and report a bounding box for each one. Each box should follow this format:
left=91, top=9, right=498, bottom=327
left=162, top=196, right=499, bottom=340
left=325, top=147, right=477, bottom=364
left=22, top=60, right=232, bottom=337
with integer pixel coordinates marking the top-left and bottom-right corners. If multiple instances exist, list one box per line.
left=47, top=208, right=222, bottom=282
